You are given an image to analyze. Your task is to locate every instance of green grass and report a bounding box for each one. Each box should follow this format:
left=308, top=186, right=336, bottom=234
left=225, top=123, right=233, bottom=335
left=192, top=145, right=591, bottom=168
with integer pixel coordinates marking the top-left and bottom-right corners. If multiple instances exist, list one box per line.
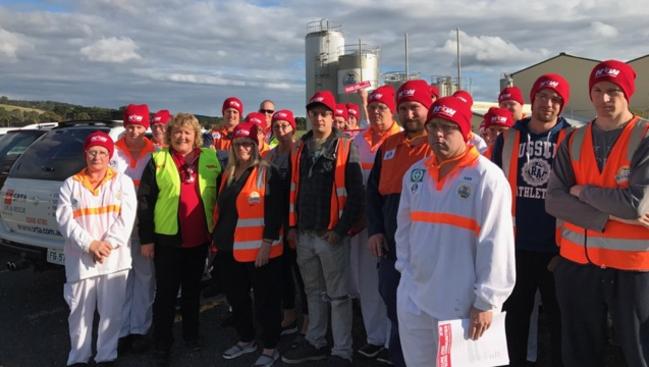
left=0, top=104, right=46, bottom=114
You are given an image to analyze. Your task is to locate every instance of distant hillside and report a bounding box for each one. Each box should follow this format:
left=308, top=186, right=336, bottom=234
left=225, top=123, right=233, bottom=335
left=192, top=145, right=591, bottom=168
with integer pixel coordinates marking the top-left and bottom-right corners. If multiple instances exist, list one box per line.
left=0, top=96, right=220, bottom=127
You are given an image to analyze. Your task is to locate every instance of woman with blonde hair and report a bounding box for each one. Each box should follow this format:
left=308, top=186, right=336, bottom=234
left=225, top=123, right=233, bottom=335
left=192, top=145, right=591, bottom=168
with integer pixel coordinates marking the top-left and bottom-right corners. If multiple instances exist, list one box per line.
left=138, top=113, right=222, bottom=366
left=213, top=121, right=288, bottom=366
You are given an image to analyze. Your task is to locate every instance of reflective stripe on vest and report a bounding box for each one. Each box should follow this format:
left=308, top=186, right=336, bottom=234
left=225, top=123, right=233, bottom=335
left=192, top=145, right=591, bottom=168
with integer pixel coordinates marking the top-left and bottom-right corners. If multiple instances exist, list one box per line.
left=558, top=117, right=649, bottom=270
left=215, top=166, right=283, bottom=262
left=152, top=148, right=221, bottom=235
left=288, top=138, right=351, bottom=230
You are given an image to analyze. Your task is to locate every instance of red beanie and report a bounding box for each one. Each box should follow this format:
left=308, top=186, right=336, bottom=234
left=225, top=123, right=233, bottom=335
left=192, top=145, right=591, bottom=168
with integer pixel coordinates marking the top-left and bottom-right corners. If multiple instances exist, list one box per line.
left=244, top=112, right=269, bottom=133
left=397, top=80, right=432, bottom=109
left=84, top=131, right=115, bottom=158
left=430, top=84, right=440, bottom=99
left=152, top=109, right=171, bottom=125
left=124, top=104, right=150, bottom=129
left=484, top=107, right=514, bottom=128
left=272, top=109, right=296, bottom=130
left=453, top=90, right=474, bottom=107
left=368, top=85, right=396, bottom=113
left=427, top=96, right=472, bottom=141
left=530, top=73, right=570, bottom=113
left=498, top=86, right=524, bottom=105
left=232, top=121, right=259, bottom=145
left=222, top=97, right=243, bottom=115
left=307, top=90, right=336, bottom=112
left=589, top=60, right=636, bottom=103
left=334, top=103, right=349, bottom=120
left=346, top=103, right=360, bottom=119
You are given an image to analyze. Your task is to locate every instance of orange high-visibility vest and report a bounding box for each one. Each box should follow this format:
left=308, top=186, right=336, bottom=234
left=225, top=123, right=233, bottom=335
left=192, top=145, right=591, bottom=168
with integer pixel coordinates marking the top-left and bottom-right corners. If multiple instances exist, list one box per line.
left=558, top=117, right=649, bottom=271
left=214, top=165, right=283, bottom=262
left=500, top=127, right=570, bottom=225
left=288, top=137, right=351, bottom=229
left=377, top=132, right=431, bottom=195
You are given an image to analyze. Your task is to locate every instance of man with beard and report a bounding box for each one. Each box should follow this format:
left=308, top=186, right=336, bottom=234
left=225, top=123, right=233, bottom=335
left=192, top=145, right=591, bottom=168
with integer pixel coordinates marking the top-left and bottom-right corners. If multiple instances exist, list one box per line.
left=366, top=80, right=433, bottom=366
left=491, top=73, right=572, bottom=367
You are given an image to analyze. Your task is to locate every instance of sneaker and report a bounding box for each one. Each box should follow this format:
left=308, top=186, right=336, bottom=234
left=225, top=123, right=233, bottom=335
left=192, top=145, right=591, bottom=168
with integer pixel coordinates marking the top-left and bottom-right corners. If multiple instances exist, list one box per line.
left=376, top=348, right=394, bottom=365
left=327, top=355, right=353, bottom=366
left=280, top=320, right=298, bottom=336
left=357, top=343, right=384, bottom=358
left=252, top=349, right=280, bottom=366
left=281, top=340, right=328, bottom=364
left=222, top=341, right=258, bottom=360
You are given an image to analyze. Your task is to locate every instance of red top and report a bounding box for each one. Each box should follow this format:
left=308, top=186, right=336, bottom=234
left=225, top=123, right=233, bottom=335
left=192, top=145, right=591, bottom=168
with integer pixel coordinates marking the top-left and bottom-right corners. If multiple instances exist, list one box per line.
left=171, top=148, right=210, bottom=248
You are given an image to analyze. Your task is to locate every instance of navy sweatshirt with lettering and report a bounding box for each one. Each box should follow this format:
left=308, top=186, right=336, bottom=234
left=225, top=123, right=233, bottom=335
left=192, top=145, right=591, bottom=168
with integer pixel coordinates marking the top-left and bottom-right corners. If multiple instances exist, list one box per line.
left=491, top=117, right=571, bottom=253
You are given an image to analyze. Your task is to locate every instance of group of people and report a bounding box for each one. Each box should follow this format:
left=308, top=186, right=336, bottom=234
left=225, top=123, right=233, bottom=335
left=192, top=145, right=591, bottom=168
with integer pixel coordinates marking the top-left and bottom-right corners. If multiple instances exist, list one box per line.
left=57, top=58, right=649, bottom=367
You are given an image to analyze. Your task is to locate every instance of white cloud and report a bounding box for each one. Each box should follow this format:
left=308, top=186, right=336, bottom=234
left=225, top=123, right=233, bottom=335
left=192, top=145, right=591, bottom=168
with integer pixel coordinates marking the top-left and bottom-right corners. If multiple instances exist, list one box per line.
left=80, top=37, right=141, bottom=63
left=0, top=28, right=32, bottom=61
left=590, top=21, right=619, bottom=38
left=438, top=30, right=550, bottom=67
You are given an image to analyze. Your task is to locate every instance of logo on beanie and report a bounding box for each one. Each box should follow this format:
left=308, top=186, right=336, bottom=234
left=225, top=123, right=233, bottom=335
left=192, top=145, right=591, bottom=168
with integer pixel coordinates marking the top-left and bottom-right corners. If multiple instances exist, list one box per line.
left=154, top=116, right=162, bottom=122
left=91, top=135, right=109, bottom=143
left=539, top=80, right=559, bottom=89
left=595, top=67, right=621, bottom=79
left=457, top=96, right=468, bottom=103
left=369, top=93, right=383, bottom=101
left=398, top=89, right=416, bottom=98
left=276, top=112, right=287, bottom=119
left=228, top=101, right=240, bottom=108
left=491, top=116, right=508, bottom=124
left=234, top=130, right=250, bottom=138
left=128, top=114, right=144, bottom=123
left=433, top=105, right=457, bottom=117
left=312, top=96, right=324, bottom=102
left=348, top=109, right=358, bottom=116
left=336, top=108, right=344, bottom=115
left=250, top=117, right=262, bottom=125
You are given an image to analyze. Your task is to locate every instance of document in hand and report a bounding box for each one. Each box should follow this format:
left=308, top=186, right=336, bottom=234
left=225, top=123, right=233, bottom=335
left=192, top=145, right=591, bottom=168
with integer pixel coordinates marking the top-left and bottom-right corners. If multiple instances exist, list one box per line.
left=437, top=312, right=509, bottom=367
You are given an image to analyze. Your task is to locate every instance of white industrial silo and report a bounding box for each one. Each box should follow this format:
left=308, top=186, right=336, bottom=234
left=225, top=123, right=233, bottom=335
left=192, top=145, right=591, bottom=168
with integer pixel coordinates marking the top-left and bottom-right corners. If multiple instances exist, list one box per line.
left=336, top=42, right=380, bottom=104
left=305, top=19, right=345, bottom=103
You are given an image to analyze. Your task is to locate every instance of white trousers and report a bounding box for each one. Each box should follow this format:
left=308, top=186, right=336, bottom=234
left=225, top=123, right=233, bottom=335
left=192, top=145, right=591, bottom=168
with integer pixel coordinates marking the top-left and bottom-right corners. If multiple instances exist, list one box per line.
left=349, top=229, right=390, bottom=347
left=120, top=239, right=155, bottom=337
left=397, top=281, right=439, bottom=367
left=64, top=269, right=128, bottom=365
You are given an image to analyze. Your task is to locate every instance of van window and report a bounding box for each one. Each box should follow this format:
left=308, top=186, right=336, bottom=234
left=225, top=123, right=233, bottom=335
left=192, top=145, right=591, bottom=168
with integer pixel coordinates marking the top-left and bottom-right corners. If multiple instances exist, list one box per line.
left=0, top=131, right=45, bottom=159
left=9, top=127, right=110, bottom=181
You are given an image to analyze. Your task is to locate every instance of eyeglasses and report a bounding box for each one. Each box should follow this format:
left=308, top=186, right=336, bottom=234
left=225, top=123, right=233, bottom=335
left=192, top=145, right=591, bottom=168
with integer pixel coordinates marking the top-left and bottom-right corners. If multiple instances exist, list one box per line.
left=259, top=109, right=275, bottom=114
left=273, top=123, right=293, bottom=131
left=86, top=150, right=109, bottom=158
left=368, top=104, right=389, bottom=112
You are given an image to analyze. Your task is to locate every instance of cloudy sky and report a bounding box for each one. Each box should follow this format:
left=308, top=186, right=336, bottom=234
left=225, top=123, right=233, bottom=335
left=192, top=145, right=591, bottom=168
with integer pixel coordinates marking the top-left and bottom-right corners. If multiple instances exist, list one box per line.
left=1, top=0, right=648, bottom=116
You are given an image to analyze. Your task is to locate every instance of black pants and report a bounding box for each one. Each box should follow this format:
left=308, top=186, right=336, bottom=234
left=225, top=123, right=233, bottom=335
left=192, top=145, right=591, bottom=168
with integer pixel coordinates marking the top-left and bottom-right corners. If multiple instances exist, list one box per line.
left=221, top=252, right=283, bottom=349
left=281, top=245, right=308, bottom=314
left=378, top=256, right=406, bottom=367
left=554, top=257, right=649, bottom=367
left=504, top=250, right=562, bottom=367
left=153, top=244, right=207, bottom=350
